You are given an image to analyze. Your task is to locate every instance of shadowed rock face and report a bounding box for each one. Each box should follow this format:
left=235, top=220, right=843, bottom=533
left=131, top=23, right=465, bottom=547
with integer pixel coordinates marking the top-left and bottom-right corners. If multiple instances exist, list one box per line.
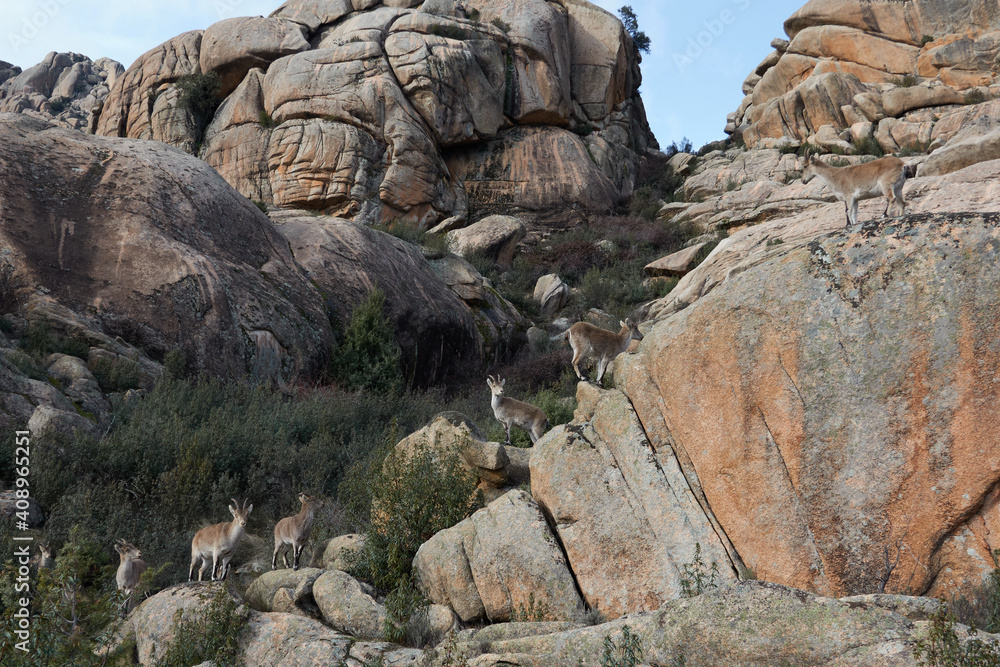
left=0, top=113, right=333, bottom=381
left=623, top=212, right=1000, bottom=599
left=94, top=0, right=656, bottom=228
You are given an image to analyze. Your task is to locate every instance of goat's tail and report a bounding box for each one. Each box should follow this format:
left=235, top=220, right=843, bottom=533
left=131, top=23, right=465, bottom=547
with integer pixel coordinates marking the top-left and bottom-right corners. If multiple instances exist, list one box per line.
left=550, top=329, right=570, bottom=345
left=904, top=164, right=918, bottom=179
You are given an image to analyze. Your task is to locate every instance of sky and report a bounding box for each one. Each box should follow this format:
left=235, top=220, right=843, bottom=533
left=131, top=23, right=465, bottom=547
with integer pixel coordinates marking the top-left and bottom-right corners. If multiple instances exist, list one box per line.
left=0, top=0, right=805, bottom=148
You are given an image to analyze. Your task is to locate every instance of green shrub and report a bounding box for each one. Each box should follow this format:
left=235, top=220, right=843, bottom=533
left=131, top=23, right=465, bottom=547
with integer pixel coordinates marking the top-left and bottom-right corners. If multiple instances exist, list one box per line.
left=383, top=575, right=429, bottom=645
left=952, top=550, right=1000, bottom=634
left=920, top=35, right=935, bottom=47
left=915, top=605, right=1000, bottom=667
left=854, top=134, right=885, bottom=157
left=892, top=74, right=919, bottom=88
left=510, top=593, right=549, bottom=622
left=48, top=96, right=70, bottom=114
left=328, top=288, right=403, bottom=395
left=966, top=89, right=987, bottom=106
left=258, top=110, right=276, bottom=128
left=174, top=72, right=222, bottom=132
left=90, top=356, right=141, bottom=393
left=680, top=543, right=719, bottom=597
left=432, top=24, right=468, bottom=40
left=491, top=17, right=511, bottom=33
left=341, top=436, right=482, bottom=594
left=466, top=7, right=480, bottom=22
left=20, top=322, right=90, bottom=359
left=156, top=585, right=249, bottom=667
left=601, top=625, right=644, bottom=667
left=618, top=6, right=651, bottom=54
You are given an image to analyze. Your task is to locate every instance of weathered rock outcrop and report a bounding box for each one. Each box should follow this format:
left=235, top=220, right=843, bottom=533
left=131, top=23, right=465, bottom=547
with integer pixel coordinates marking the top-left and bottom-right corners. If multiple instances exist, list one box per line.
left=0, top=52, right=123, bottom=132
left=629, top=209, right=1000, bottom=599
left=123, top=582, right=424, bottom=666
left=0, top=113, right=333, bottom=382
left=414, top=489, right=582, bottom=623
left=531, top=383, right=737, bottom=618
left=730, top=1, right=1000, bottom=152
left=94, top=0, right=655, bottom=228
left=273, top=213, right=519, bottom=385
left=434, top=581, right=997, bottom=666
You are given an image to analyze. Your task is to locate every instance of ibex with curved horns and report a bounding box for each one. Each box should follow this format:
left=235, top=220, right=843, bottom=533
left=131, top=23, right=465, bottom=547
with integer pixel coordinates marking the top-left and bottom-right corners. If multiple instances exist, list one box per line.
left=189, top=498, right=252, bottom=582
left=115, top=539, right=147, bottom=616
left=487, top=375, right=549, bottom=445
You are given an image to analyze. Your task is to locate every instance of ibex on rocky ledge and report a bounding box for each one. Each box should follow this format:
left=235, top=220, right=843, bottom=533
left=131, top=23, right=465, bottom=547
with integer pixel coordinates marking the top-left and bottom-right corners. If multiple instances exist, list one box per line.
left=189, top=499, right=252, bottom=582
left=272, top=493, right=323, bottom=571
left=487, top=376, right=549, bottom=445
left=565, top=319, right=643, bottom=386
left=802, top=152, right=914, bottom=227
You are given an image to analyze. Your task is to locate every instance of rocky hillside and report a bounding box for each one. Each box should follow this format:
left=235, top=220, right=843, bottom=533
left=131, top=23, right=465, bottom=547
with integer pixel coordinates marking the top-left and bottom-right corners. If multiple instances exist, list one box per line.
left=11, top=1, right=1000, bottom=666
left=91, top=0, right=656, bottom=228
left=0, top=52, right=123, bottom=132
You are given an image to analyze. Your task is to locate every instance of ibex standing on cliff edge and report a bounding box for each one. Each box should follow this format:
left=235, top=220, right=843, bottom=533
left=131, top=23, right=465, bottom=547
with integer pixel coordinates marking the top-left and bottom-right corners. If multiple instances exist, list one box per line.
left=565, top=319, right=643, bottom=386
left=802, top=152, right=914, bottom=227
left=487, top=376, right=549, bottom=445
left=272, top=493, right=324, bottom=571
left=189, top=499, right=252, bottom=582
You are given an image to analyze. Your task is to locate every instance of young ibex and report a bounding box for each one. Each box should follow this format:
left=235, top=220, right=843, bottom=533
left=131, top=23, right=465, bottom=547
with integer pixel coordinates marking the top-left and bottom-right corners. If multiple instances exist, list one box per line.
left=487, top=376, right=549, bottom=445
left=566, top=319, right=643, bottom=386
left=189, top=499, right=252, bottom=582
left=33, top=543, right=54, bottom=570
left=272, top=493, right=324, bottom=571
left=802, top=152, right=914, bottom=227
left=115, top=539, right=147, bottom=615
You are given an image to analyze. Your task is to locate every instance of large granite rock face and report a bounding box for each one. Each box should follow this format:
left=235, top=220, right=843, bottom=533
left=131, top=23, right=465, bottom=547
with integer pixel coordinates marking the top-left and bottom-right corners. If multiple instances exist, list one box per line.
left=94, top=0, right=655, bottom=228
left=626, top=211, right=1000, bottom=599
left=413, top=489, right=582, bottom=623
left=436, top=581, right=989, bottom=666
left=0, top=52, right=123, bottom=132
left=531, top=383, right=737, bottom=618
left=0, top=113, right=332, bottom=382
left=273, top=213, right=511, bottom=385
left=731, top=0, right=1000, bottom=150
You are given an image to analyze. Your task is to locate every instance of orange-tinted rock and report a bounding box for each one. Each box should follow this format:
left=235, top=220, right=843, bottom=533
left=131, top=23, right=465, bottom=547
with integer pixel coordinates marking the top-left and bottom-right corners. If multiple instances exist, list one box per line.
left=789, top=26, right=919, bottom=76
left=628, top=212, right=1000, bottom=598
left=200, top=17, right=310, bottom=96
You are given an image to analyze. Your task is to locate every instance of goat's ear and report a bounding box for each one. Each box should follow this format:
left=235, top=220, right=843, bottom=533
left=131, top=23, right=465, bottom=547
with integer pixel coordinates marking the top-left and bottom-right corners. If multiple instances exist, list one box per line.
left=499, top=378, right=506, bottom=388
left=246, top=504, right=254, bottom=515
left=486, top=376, right=494, bottom=387
left=625, top=318, right=633, bottom=327
left=230, top=505, right=238, bottom=518
left=620, top=320, right=626, bottom=328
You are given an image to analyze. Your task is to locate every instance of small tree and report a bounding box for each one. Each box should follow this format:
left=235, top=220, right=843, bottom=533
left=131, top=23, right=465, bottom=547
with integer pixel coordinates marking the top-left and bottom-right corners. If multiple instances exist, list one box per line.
left=329, top=287, right=403, bottom=395
left=619, top=6, right=651, bottom=54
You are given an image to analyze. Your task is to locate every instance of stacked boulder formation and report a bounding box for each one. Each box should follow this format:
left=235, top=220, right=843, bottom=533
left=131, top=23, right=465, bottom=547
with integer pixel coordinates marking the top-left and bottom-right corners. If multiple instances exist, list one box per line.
left=93, top=0, right=658, bottom=228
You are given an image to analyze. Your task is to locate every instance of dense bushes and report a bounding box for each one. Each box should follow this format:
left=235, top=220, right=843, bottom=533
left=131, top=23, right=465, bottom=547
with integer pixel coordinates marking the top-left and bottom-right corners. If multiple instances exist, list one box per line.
left=328, top=288, right=403, bottom=395
left=0, top=374, right=443, bottom=591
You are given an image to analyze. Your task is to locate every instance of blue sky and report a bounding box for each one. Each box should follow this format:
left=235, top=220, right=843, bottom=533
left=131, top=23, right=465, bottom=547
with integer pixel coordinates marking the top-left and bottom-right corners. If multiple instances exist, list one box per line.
left=0, top=0, right=805, bottom=148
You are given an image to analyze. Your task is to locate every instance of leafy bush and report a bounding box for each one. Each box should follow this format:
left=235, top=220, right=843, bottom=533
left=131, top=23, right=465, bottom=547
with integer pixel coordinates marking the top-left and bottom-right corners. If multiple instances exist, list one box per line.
left=966, top=89, right=987, bottom=106
left=90, top=356, right=141, bottom=393
left=156, top=585, right=249, bottom=667
left=328, top=288, right=403, bottom=395
left=680, top=543, right=719, bottom=597
left=258, top=110, right=276, bottom=128
left=892, top=74, right=919, bottom=88
left=491, top=17, right=511, bottom=33
left=854, top=135, right=885, bottom=157
left=601, top=625, right=644, bottom=667
left=952, top=550, right=1000, bottom=634
left=20, top=322, right=90, bottom=360
left=174, top=72, right=222, bottom=132
left=47, top=96, right=70, bottom=114
left=914, top=605, right=1000, bottom=667
left=341, top=435, right=482, bottom=594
